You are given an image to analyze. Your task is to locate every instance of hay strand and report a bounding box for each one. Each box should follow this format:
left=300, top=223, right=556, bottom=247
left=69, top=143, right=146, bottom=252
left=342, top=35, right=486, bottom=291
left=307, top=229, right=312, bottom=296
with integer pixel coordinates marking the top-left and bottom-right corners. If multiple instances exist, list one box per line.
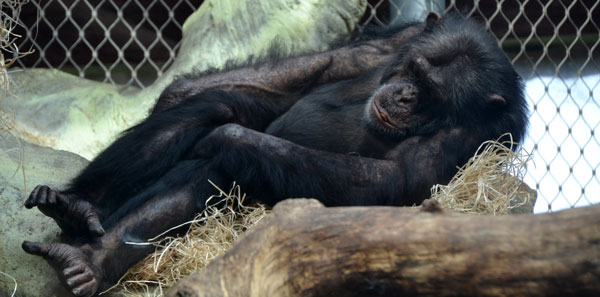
left=0, top=270, right=18, bottom=297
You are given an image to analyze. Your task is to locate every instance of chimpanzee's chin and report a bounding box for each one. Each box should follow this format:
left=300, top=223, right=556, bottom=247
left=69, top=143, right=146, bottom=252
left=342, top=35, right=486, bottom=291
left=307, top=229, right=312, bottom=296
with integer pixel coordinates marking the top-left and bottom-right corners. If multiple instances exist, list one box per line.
left=366, top=118, right=408, bottom=141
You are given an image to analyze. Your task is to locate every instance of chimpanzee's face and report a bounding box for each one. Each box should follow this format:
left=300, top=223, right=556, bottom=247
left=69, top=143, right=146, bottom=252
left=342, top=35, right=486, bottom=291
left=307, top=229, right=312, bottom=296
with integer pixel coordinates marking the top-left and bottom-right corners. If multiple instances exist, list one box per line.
left=364, top=21, right=513, bottom=140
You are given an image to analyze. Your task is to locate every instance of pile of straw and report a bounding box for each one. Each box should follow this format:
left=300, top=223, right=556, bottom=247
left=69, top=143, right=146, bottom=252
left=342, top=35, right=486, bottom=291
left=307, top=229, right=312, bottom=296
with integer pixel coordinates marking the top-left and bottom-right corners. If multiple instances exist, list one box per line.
left=112, top=182, right=269, bottom=296
left=430, top=133, right=532, bottom=215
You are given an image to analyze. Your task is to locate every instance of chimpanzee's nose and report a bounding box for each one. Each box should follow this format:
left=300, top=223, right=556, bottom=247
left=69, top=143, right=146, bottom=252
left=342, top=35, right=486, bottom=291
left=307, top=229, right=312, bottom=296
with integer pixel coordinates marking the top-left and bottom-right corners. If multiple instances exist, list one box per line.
left=393, top=83, right=417, bottom=104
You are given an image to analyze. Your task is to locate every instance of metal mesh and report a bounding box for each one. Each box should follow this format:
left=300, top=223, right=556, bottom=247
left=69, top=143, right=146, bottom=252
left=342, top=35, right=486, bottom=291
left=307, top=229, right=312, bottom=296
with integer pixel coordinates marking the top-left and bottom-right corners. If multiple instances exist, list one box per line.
left=439, top=0, right=599, bottom=213
left=9, top=0, right=600, bottom=213
left=12, top=0, right=199, bottom=87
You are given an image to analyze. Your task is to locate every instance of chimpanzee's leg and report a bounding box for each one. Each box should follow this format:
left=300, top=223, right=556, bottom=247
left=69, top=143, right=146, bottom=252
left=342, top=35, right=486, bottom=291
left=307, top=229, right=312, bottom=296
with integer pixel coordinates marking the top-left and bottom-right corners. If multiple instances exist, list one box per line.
left=24, top=91, right=277, bottom=237
left=23, top=123, right=396, bottom=297
left=22, top=160, right=218, bottom=297
left=22, top=123, right=451, bottom=296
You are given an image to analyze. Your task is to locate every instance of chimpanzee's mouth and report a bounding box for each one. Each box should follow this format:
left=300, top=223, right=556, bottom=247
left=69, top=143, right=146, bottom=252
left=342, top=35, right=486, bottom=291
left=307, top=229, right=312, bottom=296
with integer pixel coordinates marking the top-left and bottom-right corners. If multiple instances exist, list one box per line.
left=371, top=100, right=398, bottom=129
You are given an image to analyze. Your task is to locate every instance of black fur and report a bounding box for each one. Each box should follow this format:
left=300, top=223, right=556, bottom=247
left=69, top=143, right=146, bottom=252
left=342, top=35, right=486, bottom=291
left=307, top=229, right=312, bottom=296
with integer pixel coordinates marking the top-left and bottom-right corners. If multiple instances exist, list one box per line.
left=70, top=13, right=527, bottom=228
left=25, top=14, right=527, bottom=292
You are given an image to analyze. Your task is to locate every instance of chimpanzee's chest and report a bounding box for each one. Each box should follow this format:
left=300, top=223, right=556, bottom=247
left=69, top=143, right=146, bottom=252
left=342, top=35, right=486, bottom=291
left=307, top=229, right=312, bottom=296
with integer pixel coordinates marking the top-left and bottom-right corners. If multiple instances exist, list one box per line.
left=265, top=96, right=392, bottom=158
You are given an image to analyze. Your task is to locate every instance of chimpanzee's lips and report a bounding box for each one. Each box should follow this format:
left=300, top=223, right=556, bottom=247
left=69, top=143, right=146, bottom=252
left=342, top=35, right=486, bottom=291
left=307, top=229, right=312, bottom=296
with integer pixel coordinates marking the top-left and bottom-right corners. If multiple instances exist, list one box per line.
left=371, top=100, right=398, bottom=129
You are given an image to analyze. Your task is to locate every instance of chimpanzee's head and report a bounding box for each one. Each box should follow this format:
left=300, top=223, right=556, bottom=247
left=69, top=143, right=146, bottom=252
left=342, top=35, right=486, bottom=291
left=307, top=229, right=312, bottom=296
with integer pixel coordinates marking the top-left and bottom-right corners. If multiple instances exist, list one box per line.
left=365, top=13, right=527, bottom=143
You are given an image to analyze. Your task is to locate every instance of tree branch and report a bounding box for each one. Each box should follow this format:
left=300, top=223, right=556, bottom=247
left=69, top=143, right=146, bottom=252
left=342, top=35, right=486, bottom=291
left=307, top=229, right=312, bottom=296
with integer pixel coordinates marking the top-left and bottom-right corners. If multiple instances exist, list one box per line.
left=166, top=199, right=600, bottom=297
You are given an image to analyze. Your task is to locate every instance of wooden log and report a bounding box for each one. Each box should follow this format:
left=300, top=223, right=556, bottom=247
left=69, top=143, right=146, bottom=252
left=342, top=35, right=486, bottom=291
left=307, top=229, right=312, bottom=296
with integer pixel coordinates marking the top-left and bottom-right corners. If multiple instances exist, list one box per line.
left=166, top=199, right=600, bottom=297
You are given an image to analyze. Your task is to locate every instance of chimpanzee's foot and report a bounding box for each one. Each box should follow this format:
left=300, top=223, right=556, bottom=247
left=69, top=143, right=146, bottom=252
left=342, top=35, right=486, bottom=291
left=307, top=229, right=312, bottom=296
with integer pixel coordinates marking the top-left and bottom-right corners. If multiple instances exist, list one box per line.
left=22, top=241, right=105, bottom=297
left=24, top=185, right=105, bottom=236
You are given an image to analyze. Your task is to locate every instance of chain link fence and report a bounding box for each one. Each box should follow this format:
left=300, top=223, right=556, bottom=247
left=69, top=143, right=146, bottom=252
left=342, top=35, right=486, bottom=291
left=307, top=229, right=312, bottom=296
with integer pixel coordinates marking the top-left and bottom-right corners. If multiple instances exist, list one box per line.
left=11, top=0, right=199, bottom=86
left=8, top=0, right=600, bottom=213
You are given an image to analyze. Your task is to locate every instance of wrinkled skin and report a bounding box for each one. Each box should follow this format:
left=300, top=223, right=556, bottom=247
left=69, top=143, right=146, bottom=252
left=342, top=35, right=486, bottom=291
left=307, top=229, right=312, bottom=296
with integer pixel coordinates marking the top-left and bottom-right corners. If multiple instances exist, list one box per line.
left=22, top=13, right=527, bottom=297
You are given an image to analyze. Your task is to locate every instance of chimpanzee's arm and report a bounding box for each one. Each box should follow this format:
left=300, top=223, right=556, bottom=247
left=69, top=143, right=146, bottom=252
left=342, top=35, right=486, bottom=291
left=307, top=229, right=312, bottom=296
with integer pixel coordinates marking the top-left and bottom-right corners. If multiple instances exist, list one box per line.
left=190, top=124, right=465, bottom=207
left=153, top=24, right=424, bottom=114
left=190, top=124, right=400, bottom=206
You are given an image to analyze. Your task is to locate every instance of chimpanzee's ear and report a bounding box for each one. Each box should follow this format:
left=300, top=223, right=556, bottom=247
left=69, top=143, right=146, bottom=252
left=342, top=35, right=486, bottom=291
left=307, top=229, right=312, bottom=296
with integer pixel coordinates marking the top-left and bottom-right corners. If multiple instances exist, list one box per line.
left=487, top=93, right=507, bottom=107
left=425, top=12, right=443, bottom=29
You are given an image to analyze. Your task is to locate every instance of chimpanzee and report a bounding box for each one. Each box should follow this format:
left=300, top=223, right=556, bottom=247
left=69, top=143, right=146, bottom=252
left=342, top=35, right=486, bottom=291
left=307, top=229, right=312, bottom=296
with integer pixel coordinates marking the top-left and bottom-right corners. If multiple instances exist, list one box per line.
left=22, top=13, right=526, bottom=297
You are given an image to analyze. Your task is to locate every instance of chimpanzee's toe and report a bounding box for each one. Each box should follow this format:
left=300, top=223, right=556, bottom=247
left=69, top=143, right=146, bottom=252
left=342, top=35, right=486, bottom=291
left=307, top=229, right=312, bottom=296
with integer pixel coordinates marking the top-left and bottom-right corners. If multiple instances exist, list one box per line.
left=64, top=265, right=98, bottom=297
left=23, top=186, right=105, bottom=237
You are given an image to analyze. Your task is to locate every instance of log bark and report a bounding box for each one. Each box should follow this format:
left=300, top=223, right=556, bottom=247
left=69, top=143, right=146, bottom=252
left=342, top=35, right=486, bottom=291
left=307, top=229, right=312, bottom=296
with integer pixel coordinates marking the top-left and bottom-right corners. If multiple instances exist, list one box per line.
left=166, top=199, right=600, bottom=297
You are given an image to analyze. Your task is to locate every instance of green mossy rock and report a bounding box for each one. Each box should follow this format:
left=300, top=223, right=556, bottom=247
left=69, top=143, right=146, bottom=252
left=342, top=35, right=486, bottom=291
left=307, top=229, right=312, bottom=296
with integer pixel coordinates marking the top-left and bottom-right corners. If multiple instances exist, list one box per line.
left=0, top=0, right=366, bottom=160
